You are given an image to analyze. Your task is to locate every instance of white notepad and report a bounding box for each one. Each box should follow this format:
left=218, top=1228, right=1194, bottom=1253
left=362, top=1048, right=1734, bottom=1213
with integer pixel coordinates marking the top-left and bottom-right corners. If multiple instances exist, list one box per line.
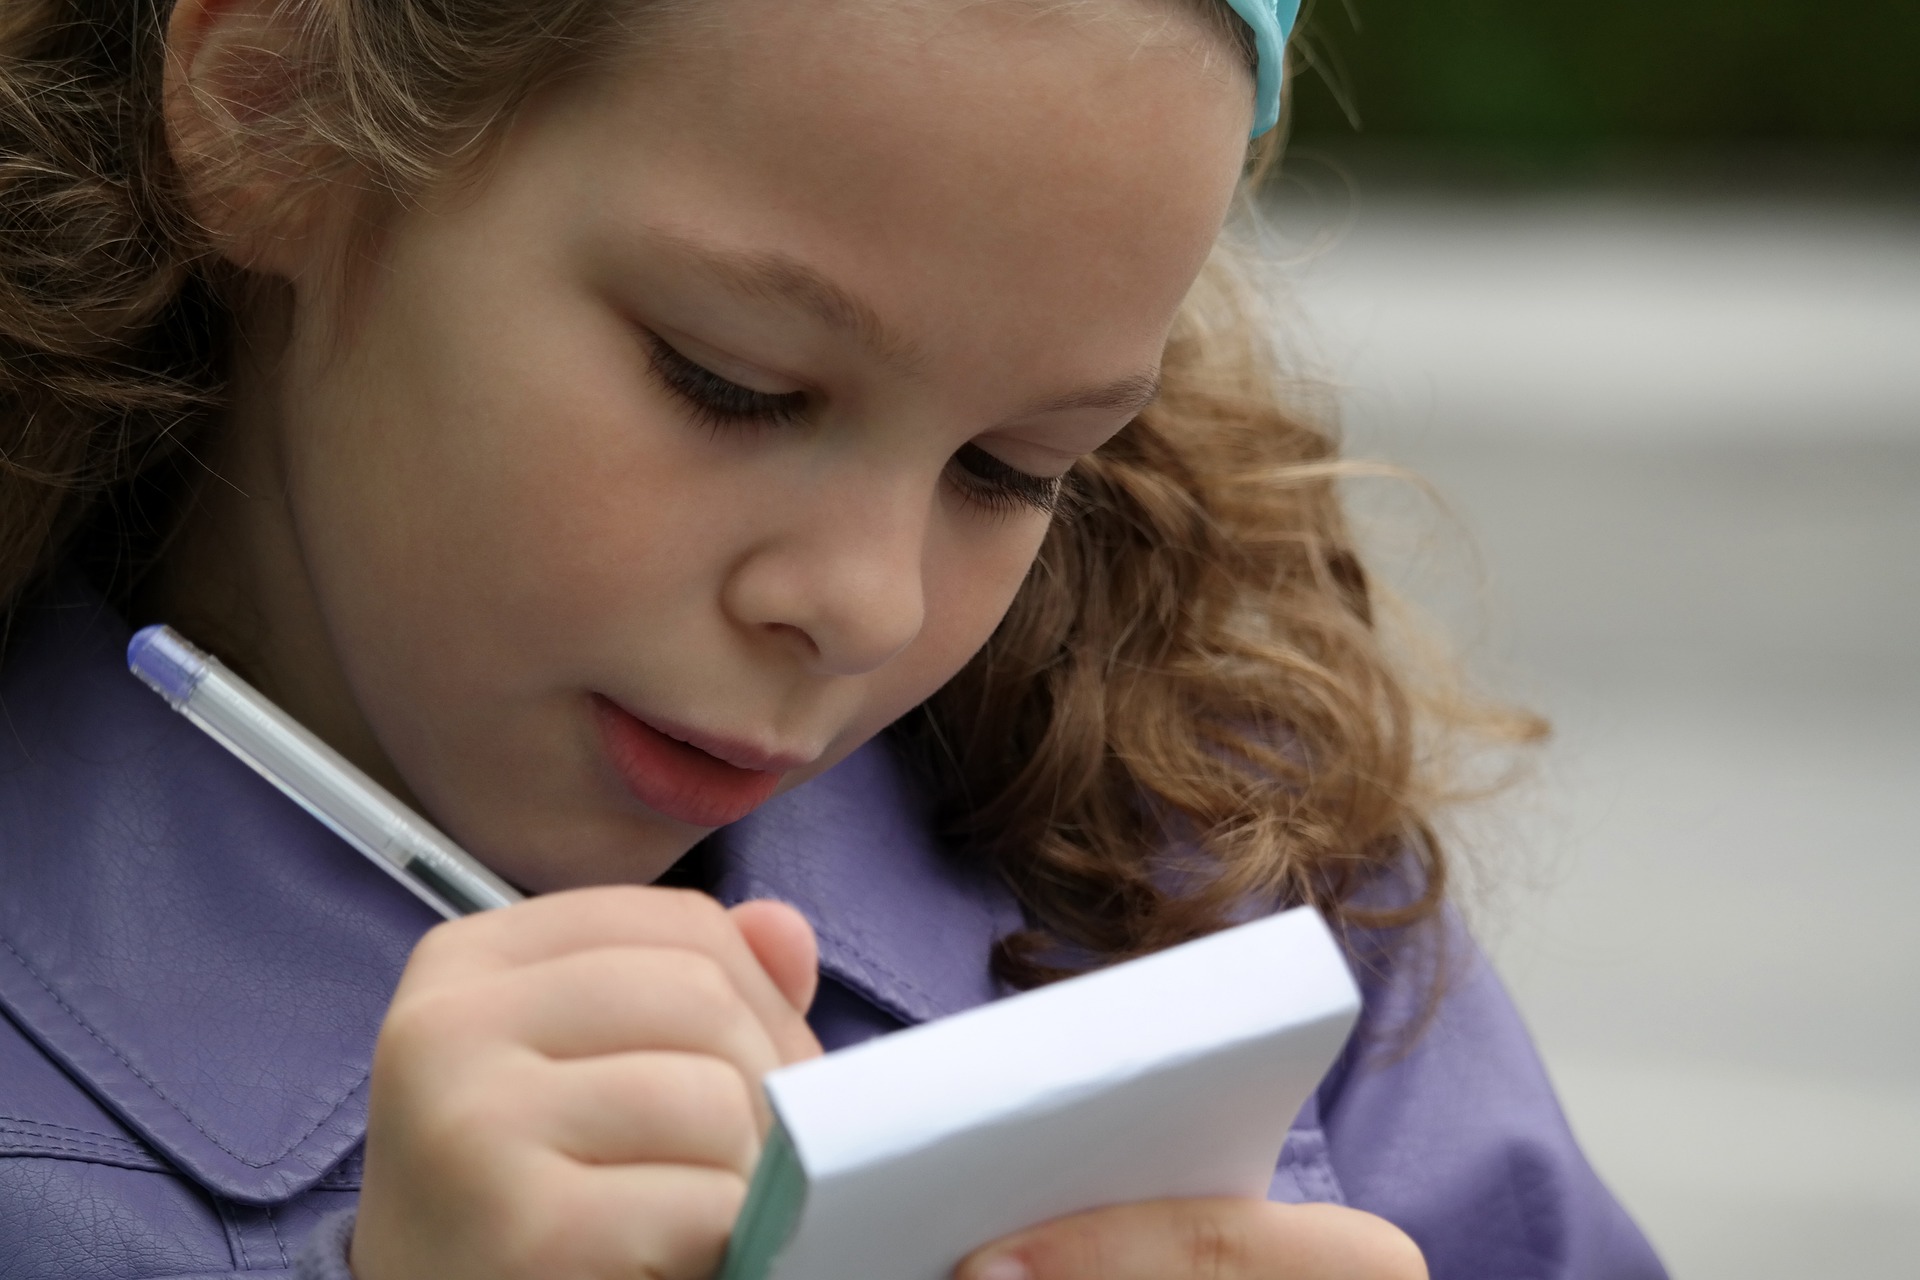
left=720, top=906, right=1362, bottom=1280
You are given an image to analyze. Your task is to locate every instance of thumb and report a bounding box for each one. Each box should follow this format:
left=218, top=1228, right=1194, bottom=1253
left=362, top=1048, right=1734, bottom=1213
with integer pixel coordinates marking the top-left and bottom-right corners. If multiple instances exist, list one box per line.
left=730, top=899, right=821, bottom=1022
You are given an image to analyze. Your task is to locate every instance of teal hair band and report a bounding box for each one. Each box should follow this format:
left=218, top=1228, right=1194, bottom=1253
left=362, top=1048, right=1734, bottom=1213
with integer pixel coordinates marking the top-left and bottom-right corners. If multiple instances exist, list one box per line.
left=1221, top=0, right=1300, bottom=137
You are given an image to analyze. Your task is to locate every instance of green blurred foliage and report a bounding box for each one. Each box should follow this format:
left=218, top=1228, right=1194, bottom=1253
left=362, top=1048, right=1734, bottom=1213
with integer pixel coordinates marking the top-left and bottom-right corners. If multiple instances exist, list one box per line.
left=1287, top=0, right=1920, bottom=145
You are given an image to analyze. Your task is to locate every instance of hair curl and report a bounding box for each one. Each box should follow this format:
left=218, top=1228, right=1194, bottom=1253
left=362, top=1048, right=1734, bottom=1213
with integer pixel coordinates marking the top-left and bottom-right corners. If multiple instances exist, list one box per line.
left=0, top=0, right=1538, bottom=986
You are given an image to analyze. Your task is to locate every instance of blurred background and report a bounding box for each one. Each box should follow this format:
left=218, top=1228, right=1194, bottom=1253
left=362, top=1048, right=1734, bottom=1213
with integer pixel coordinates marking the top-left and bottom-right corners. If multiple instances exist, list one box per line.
left=1257, top=2, right=1919, bottom=1275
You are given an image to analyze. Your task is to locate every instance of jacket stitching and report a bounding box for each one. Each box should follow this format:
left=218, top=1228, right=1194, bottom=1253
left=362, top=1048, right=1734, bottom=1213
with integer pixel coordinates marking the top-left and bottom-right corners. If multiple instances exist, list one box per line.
left=0, top=1119, right=159, bottom=1161
left=218, top=1200, right=253, bottom=1269
left=267, top=1206, right=290, bottom=1267
left=0, top=934, right=367, bottom=1170
left=0, top=1145, right=172, bottom=1176
left=316, top=1156, right=363, bottom=1190
left=0, top=1127, right=134, bottom=1154
left=0, top=1113, right=146, bottom=1145
left=0, top=1130, right=168, bottom=1169
left=2, top=1138, right=134, bottom=1160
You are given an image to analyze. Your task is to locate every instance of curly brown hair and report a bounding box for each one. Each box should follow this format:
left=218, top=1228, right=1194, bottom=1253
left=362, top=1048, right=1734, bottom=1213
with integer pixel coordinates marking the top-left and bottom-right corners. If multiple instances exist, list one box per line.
left=0, top=0, right=1538, bottom=986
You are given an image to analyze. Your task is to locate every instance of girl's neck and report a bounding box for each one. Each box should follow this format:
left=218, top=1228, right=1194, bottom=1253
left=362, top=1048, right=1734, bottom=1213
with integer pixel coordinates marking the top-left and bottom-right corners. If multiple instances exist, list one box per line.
left=142, top=281, right=422, bottom=810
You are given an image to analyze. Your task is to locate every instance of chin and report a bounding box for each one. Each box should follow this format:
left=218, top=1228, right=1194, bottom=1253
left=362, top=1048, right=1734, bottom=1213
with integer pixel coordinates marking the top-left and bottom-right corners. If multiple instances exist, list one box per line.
left=478, top=802, right=707, bottom=893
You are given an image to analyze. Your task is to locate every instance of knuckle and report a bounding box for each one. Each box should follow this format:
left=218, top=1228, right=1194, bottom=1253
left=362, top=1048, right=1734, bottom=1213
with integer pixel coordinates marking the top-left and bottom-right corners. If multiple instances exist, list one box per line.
left=1184, top=1211, right=1252, bottom=1279
left=671, top=1052, right=756, bottom=1117
left=664, top=884, right=730, bottom=925
left=387, top=982, right=493, bottom=1052
left=675, top=1056, right=761, bottom=1157
left=664, top=887, right=738, bottom=948
left=375, top=995, right=457, bottom=1070
left=413, top=1071, right=526, bottom=1158
left=400, top=920, right=467, bottom=974
left=1030, top=1216, right=1110, bottom=1278
left=659, top=947, right=738, bottom=1009
left=579, top=881, right=662, bottom=921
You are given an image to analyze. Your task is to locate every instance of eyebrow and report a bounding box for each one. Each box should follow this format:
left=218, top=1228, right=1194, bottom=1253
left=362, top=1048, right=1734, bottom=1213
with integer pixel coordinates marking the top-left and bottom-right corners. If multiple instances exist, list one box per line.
left=1016, top=369, right=1163, bottom=419
left=644, top=229, right=1164, bottom=420
left=644, top=230, right=926, bottom=372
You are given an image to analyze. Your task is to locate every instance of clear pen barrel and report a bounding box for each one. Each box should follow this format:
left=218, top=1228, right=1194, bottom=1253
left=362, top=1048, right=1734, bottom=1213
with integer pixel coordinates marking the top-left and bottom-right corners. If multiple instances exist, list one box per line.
left=129, top=625, right=520, bottom=918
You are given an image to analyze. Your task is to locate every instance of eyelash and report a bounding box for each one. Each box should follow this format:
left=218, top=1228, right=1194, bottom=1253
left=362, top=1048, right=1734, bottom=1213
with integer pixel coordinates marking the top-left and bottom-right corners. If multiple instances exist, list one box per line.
left=644, top=334, right=1065, bottom=517
left=646, top=333, right=808, bottom=430
left=947, top=443, right=1064, bottom=516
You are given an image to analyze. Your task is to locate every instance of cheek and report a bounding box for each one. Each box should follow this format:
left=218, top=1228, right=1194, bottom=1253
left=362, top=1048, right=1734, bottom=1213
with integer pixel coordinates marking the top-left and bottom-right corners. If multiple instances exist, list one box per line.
left=872, top=514, right=1050, bottom=727
left=285, top=254, right=723, bottom=704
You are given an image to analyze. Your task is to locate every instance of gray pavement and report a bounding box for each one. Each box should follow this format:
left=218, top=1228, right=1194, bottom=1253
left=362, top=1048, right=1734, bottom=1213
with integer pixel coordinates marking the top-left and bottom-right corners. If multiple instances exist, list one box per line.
left=1261, top=182, right=1920, bottom=1277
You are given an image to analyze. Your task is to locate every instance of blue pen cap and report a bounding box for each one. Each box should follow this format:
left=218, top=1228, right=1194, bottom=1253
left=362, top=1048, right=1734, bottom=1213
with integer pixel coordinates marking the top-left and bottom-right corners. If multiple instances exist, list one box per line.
left=127, top=624, right=209, bottom=708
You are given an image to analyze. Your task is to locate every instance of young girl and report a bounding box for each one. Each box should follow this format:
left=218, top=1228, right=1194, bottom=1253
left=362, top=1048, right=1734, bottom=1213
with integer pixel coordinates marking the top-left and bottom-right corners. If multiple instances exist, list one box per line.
left=0, top=0, right=1666, bottom=1276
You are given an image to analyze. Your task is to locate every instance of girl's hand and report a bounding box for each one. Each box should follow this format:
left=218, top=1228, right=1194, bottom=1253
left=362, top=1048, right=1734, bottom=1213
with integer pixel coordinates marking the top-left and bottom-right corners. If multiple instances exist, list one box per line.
left=349, top=887, right=822, bottom=1280
left=958, top=1199, right=1427, bottom=1280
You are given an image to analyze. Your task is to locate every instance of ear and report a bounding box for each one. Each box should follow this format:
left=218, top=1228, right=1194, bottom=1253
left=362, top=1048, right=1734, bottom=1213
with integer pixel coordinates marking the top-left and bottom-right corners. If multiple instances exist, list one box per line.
left=162, top=0, right=340, bottom=279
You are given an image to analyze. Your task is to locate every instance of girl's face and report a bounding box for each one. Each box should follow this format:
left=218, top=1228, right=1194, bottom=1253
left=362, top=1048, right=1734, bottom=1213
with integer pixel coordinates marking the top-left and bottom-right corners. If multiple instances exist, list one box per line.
left=186, top=0, right=1251, bottom=889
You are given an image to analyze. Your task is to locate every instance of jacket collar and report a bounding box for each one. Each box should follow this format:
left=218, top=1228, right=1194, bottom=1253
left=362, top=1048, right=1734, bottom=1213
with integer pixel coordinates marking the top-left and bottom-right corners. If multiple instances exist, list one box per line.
left=0, top=584, right=1017, bottom=1205
left=710, top=743, right=1022, bottom=1027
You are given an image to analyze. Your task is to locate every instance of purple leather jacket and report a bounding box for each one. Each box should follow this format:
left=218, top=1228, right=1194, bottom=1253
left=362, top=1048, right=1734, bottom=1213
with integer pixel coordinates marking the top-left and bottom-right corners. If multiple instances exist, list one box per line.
left=0, top=586, right=1666, bottom=1279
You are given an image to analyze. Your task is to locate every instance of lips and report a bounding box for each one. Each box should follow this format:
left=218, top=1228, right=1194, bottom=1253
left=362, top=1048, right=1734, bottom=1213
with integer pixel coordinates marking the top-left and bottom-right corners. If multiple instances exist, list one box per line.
left=592, top=695, right=791, bottom=827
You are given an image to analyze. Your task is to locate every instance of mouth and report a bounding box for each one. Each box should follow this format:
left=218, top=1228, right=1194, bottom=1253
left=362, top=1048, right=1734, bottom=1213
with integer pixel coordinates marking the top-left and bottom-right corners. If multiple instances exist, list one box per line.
left=591, top=695, right=799, bottom=828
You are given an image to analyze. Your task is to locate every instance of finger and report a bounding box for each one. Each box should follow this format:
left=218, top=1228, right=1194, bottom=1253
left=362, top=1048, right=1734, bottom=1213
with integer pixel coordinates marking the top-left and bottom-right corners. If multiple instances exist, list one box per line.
left=502, top=1156, right=748, bottom=1280
left=956, top=1199, right=1427, bottom=1280
left=482, top=946, right=785, bottom=1093
left=730, top=899, right=821, bottom=1018
left=535, top=1051, right=761, bottom=1174
left=404, top=885, right=820, bottom=1063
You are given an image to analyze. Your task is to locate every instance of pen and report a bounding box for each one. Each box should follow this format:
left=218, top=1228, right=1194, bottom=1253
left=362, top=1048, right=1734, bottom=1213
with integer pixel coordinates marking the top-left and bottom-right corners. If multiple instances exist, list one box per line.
left=127, top=624, right=523, bottom=919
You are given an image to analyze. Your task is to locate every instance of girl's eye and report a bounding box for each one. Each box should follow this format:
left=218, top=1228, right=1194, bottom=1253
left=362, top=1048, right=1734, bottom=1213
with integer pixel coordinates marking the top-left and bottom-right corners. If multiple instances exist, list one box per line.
left=949, top=443, right=1064, bottom=517
left=647, top=333, right=1058, bottom=517
left=646, top=333, right=808, bottom=430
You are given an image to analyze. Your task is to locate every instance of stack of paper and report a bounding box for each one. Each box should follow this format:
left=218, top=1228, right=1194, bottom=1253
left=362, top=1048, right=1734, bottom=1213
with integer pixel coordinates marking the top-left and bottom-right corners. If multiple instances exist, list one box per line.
left=721, top=906, right=1361, bottom=1280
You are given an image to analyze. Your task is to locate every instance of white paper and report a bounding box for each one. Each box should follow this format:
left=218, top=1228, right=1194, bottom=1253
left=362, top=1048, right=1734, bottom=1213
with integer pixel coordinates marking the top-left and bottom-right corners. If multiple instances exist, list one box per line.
left=759, top=906, right=1361, bottom=1280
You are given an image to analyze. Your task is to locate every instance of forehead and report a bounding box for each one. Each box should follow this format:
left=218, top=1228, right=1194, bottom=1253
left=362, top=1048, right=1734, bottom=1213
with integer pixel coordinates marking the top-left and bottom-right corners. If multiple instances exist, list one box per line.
left=612, top=0, right=1254, bottom=160
left=487, top=0, right=1252, bottom=399
left=579, top=3, right=1245, bottom=255
left=653, top=0, right=1250, bottom=66
left=991, top=0, right=1257, bottom=64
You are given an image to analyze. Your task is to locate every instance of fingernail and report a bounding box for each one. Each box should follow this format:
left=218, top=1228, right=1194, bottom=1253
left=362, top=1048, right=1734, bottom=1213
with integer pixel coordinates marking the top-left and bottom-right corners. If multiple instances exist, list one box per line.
left=969, top=1254, right=1030, bottom=1280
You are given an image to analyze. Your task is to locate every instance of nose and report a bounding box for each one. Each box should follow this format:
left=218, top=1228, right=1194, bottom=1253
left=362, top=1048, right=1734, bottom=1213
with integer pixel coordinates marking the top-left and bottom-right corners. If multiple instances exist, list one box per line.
left=721, top=476, right=930, bottom=677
